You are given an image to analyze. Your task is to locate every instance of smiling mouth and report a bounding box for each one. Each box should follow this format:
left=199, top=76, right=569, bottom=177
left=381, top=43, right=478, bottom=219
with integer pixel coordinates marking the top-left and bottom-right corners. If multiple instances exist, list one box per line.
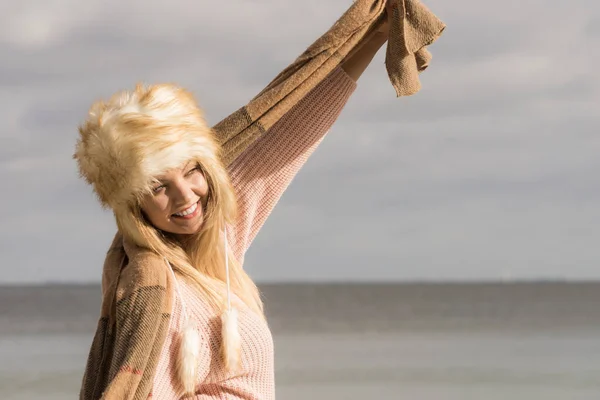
left=172, top=200, right=200, bottom=219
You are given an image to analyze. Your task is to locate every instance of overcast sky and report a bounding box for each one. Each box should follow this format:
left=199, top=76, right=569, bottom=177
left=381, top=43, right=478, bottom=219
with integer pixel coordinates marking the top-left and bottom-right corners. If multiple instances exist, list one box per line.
left=1, top=0, right=599, bottom=284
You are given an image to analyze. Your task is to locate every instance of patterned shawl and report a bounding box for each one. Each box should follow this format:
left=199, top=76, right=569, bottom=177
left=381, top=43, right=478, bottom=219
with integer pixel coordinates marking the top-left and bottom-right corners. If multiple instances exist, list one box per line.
left=79, top=1, right=445, bottom=398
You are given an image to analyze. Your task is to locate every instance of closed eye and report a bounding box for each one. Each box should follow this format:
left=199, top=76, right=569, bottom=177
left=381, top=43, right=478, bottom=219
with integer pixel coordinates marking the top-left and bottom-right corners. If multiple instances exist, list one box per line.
left=187, top=164, right=202, bottom=176
left=152, top=184, right=165, bottom=193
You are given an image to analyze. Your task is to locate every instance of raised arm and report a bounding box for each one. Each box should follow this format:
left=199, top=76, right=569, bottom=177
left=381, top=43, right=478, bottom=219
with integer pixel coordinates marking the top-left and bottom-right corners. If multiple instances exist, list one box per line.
left=224, top=67, right=354, bottom=263
left=225, top=30, right=389, bottom=264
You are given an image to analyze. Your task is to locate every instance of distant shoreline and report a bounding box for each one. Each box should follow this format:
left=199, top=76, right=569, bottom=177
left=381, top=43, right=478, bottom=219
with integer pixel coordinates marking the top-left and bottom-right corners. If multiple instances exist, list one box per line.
left=1, top=279, right=599, bottom=289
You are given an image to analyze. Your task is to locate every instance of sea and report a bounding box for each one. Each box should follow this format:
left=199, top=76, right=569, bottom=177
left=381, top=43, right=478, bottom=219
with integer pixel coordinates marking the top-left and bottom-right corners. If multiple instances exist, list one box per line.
left=1, top=282, right=599, bottom=399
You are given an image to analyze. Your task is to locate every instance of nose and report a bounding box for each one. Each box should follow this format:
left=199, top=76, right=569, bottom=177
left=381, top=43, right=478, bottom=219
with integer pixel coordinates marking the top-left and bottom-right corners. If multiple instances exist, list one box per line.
left=171, top=179, right=196, bottom=206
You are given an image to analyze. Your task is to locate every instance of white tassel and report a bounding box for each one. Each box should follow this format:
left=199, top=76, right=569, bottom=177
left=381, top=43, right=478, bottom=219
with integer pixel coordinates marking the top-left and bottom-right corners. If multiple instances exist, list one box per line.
left=164, top=258, right=200, bottom=396
left=221, top=306, right=241, bottom=373
left=177, top=320, right=200, bottom=395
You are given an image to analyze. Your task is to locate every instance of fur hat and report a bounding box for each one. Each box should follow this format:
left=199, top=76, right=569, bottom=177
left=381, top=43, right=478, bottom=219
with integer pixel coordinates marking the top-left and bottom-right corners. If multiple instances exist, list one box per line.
left=74, top=82, right=224, bottom=211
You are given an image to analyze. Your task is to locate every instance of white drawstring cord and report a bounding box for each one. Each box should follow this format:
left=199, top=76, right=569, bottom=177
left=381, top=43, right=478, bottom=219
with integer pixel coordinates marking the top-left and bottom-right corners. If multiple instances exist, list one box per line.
left=220, top=224, right=240, bottom=373
left=224, top=225, right=231, bottom=312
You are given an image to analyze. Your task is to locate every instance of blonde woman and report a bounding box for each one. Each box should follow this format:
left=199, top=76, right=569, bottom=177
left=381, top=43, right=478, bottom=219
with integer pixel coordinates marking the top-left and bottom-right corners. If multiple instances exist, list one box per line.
left=75, top=1, right=445, bottom=398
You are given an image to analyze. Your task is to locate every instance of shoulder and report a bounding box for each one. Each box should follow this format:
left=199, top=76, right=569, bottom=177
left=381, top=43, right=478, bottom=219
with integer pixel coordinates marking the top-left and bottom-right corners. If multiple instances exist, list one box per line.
left=115, top=237, right=170, bottom=303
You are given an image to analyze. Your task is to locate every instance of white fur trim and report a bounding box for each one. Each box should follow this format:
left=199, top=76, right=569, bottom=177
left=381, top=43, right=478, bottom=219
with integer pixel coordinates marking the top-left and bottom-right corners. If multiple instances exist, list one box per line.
left=177, top=321, right=200, bottom=395
left=221, top=307, right=241, bottom=373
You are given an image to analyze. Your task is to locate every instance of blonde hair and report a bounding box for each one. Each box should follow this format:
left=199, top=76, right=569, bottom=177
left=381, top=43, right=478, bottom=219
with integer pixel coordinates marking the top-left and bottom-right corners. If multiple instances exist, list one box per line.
left=75, top=82, right=263, bottom=315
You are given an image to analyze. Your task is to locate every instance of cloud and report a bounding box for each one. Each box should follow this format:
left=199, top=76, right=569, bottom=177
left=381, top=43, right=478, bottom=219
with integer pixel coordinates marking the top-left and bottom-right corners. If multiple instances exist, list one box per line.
left=0, top=0, right=599, bottom=283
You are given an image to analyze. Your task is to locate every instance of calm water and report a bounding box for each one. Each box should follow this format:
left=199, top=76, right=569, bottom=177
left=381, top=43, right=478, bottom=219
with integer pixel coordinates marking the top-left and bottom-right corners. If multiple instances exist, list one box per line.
left=1, top=282, right=600, bottom=399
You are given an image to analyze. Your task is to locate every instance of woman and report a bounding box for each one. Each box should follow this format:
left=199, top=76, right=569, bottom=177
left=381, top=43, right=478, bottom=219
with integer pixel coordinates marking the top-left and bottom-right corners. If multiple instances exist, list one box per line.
left=74, top=2, right=425, bottom=398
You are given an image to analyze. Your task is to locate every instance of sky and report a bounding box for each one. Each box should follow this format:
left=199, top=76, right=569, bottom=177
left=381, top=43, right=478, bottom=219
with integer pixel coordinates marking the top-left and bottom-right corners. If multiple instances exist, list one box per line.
left=1, top=0, right=599, bottom=284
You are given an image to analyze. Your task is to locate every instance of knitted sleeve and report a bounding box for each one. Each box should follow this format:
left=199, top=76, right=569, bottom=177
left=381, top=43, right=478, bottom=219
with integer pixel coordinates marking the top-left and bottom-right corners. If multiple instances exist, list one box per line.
left=226, top=66, right=357, bottom=263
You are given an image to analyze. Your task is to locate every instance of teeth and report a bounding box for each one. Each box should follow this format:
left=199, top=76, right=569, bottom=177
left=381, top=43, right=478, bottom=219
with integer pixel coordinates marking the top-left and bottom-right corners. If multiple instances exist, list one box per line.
left=174, top=202, right=198, bottom=216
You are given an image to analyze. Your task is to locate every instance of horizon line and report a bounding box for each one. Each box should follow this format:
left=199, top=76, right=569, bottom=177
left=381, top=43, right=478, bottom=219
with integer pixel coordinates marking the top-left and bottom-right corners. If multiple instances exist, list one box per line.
left=1, top=277, right=599, bottom=288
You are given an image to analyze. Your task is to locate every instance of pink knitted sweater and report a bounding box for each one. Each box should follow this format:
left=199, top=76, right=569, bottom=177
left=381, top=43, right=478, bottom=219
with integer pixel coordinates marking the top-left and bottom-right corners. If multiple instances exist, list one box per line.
left=151, top=67, right=356, bottom=399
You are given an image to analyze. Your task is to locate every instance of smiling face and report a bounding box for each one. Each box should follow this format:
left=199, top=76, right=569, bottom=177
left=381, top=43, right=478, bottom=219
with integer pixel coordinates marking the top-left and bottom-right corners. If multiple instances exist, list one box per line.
left=140, top=161, right=210, bottom=235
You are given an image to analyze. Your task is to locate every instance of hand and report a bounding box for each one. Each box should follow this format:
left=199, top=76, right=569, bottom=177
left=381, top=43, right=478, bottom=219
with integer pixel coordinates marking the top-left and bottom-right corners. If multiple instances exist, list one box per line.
left=341, top=0, right=394, bottom=81
left=376, top=0, right=395, bottom=38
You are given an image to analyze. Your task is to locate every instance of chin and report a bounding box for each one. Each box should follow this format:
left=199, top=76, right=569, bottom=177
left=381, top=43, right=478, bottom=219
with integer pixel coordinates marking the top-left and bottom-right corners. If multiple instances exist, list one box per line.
left=172, top=219, right=204, bottom=236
